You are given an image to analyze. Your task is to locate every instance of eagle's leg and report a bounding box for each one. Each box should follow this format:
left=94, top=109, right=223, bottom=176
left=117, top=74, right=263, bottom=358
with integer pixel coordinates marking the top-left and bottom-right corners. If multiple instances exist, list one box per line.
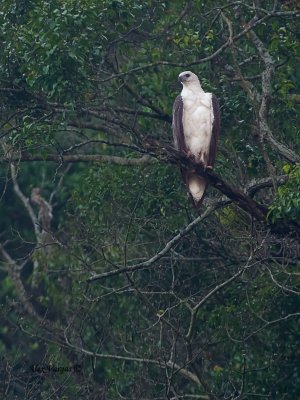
left=185, top=150, right=195, bottom=161
left=195, top=152, right=213, bottom=171
left=185, top=151, right=199, bottom=173
left=197, top=151, right=208, bottom=167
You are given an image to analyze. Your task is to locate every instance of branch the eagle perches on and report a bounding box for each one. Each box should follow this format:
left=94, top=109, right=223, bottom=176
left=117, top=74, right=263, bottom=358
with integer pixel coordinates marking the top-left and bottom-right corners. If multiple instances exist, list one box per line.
left=147, top=143, right=299, bottom=235
left=147, top=143, right=267, bottom=219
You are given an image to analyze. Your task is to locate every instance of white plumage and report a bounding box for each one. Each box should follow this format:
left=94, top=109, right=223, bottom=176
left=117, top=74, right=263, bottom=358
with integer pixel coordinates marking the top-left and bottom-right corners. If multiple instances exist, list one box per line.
left=172, top=71, right=220, bottom=208
left=180, top=71, right=213, bottom=164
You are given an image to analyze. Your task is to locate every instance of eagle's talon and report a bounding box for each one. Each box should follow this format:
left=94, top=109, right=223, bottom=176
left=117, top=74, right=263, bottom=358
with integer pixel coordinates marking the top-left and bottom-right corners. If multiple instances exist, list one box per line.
left=186, top=151, right=195, bottom=161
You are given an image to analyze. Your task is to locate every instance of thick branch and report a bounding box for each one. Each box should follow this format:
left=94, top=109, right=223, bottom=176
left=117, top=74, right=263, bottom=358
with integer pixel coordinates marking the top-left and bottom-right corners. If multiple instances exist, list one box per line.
left=1, top=154, right=152, bottom=165
left=264, top=133, right=300, bottom=163
left=159, top=146, right=267, bottom=221
left=246, top=175, right=288, bottom=196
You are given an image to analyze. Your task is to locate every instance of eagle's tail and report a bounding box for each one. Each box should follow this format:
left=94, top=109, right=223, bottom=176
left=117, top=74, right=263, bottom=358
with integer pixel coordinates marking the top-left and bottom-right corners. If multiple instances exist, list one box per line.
left=188, top=175, right=208, bottom=209
left=181, top=168, right=208, bottom=211
left=181, top=170, right=208, bottom=210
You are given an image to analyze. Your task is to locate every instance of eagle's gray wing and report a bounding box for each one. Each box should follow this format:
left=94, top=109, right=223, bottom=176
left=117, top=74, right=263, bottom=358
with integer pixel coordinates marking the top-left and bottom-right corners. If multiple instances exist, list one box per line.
left=208, top=94, right=220, bottom=167
left=172, top=95, right=186, bottom=153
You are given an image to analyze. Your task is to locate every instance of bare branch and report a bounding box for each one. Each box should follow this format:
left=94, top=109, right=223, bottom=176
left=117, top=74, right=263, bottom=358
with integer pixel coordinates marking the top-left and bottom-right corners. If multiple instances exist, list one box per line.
left=246, top=175, right=289, bottom=196
left=264, top=264, right=300, bottom=296
left=87, top=200, right=228, bottom=282
left=1, top=154, right=152, bottom=166
left=245, top=312, right=300, bottom=341
left=49, top=164, right=72, bottom=204
left=62, top=139, right=151, bottom=156
left=0, top=244, right=48, bottom=325
left=64, top=334, right=201, bottom=386
left=168, top=150, right=268, bottom=221
left=185, top=257, right=263, bottom=340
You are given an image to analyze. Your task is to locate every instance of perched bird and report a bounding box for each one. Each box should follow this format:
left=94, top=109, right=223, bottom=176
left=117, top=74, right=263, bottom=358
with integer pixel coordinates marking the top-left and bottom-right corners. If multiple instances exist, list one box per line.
left=172, top=71, right=220, bottom=209
left=31, top=188, right=53, bottom=232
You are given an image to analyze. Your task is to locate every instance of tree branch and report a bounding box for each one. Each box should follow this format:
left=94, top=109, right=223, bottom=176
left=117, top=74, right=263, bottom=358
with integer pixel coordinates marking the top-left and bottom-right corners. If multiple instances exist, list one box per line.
left=245, top=175, right=288, bottom=196
left=249, top=29, right=300, bottom=164
left=1, top=154, right=152, bottom=166
left=64, top=333, right=201, bottom=386
left=97, top=11, right=299, bottom=82
left=158, top=146, right=267, bottom=221
left=87, top=201, right=228, bottom=282
left=264, top=264, right=300, bottom=296
left=245, top=312, right=300, bottom=341
left=0, top=244, right=49, bottom=325
left=62, top=139, right=151, bottom=156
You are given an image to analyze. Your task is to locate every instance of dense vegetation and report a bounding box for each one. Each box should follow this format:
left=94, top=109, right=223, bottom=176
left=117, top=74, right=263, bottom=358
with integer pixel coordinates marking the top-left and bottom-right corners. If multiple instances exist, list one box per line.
left=0, top=1, right=299, bottom=399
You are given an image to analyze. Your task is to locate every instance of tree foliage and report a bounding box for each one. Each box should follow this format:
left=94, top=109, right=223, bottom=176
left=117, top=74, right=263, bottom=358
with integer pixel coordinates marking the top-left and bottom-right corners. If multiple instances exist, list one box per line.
left=0, top=1, right=299, bottom=399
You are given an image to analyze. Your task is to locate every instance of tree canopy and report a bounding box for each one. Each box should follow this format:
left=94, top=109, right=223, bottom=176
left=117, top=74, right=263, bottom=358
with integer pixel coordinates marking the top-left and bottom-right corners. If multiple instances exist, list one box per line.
left=0, top=1, right=299, bottom=399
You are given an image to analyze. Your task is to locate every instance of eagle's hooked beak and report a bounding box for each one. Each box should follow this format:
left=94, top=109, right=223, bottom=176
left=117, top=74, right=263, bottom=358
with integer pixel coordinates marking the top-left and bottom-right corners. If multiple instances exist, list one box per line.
left=178, top=74, right=189, bottom=83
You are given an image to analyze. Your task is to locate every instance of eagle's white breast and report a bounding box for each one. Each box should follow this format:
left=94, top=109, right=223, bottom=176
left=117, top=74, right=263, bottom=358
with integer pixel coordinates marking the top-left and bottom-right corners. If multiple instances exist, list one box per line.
left=182, top=88, right=213, bottom=162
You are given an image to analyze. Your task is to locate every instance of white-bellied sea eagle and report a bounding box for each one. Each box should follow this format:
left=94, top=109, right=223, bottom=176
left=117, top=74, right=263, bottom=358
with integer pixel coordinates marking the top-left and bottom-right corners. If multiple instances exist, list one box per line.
left=172, top=71, right=220, bottom=209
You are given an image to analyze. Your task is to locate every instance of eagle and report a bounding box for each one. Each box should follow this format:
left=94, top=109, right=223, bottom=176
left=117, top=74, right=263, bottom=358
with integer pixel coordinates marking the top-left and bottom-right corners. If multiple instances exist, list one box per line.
left=172, top=71, right=220, bottom=209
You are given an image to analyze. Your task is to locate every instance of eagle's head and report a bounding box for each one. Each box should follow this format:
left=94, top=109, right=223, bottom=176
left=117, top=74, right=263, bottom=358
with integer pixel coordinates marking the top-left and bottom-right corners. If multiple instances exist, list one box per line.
left=178, top=71, right=199, bottom=85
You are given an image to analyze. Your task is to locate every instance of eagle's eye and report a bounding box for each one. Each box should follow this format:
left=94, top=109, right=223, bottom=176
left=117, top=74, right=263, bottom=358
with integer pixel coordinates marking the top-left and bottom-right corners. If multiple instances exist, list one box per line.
left=186, top=73, right=190, bottom=78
